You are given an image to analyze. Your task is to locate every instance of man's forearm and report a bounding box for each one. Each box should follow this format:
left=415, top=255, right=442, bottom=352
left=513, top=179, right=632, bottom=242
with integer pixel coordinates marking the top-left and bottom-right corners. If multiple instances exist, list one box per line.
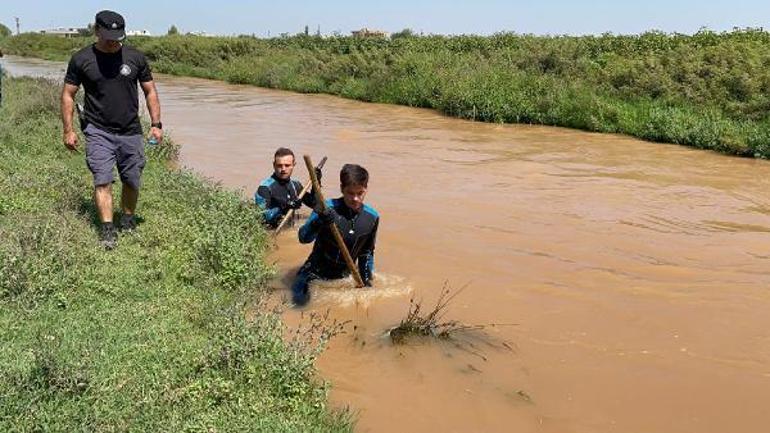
left=61, top=92, right=75, bottom=133
left=146, top=90, right=161, bottom=124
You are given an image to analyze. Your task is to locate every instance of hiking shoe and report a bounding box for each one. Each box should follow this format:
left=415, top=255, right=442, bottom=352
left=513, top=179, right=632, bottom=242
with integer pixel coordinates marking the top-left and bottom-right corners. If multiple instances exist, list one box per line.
left=100, top=223, right=118, bottom=250
left=119, top=214, right=137, bottom=232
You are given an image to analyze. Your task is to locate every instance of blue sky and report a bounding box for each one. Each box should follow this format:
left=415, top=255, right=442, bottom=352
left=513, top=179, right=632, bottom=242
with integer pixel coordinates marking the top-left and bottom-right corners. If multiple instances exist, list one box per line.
left=2, top=1, right=769, bottom=37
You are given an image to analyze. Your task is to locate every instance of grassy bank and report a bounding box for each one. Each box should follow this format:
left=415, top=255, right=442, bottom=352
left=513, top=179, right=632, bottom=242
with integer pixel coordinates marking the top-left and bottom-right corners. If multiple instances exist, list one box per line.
left=0, top=77, right=351, bottom=432
left=3, top=30, right=770, bottom=158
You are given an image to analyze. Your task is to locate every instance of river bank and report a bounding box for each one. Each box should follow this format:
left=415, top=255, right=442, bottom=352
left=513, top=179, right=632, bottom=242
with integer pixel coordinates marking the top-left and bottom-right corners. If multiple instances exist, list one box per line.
left=2, top=30, right=770, bottom=158
left=0, top=76, right=351, bottom=432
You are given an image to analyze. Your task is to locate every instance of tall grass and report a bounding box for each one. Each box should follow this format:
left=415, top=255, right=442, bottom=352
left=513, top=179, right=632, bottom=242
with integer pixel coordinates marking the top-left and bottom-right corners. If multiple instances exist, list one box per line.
left=0, top=76, right=352, bottom=432
left=3, top=29, right=770, bottom=157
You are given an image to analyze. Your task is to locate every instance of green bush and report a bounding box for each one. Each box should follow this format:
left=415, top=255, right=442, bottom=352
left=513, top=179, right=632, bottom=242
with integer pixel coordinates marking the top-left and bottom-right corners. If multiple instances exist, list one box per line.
left=0, top=22, right=11, bottom=38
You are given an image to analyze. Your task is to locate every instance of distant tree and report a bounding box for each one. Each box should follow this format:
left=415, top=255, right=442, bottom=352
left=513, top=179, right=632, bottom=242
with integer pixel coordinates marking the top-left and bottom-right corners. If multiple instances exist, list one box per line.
left=0, top=22, right=11, bottom=38
left=77, top=23, right=94, bottom=37
left=391, top=28, right=415, bottom=39
left=304, top=25, right=309, bottom=36
left=167, top=25, right=179, bottom=36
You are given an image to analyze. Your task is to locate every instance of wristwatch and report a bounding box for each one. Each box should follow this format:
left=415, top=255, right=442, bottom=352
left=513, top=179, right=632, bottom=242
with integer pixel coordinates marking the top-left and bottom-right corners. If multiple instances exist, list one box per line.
left=151, top=122, right=163, bottom=129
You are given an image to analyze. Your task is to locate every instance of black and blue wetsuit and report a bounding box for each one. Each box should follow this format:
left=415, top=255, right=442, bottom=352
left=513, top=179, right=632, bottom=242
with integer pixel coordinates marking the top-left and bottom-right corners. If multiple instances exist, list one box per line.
left=254, top=174, right=316, bottom=227
left=292, top=198, right=380, bottom=304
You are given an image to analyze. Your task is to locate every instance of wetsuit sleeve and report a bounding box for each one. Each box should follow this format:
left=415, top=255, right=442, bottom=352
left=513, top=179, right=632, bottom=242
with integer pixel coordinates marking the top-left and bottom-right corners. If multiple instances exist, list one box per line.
left=357, top=218, right=378, bottom=286
left=299, top=198, right=336, bottom=243
left=301, top=186, right=318, bottom=208
left=255, top=185, right=282, bottom=225
left=291, top=180, right=317, bottom=209
left=298, top=211, right=321, bottom=244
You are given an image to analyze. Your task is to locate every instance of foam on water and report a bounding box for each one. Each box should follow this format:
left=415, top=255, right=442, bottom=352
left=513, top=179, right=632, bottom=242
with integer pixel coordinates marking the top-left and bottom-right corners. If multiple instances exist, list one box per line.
left=310, top=273, right=413, bottom=307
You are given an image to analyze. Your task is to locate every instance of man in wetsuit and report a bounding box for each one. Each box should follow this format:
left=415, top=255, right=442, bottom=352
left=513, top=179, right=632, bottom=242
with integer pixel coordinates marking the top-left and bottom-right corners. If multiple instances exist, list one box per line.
left=292, top=164, right=379, bottom=305
left=254, top=147, right=320, bottom=227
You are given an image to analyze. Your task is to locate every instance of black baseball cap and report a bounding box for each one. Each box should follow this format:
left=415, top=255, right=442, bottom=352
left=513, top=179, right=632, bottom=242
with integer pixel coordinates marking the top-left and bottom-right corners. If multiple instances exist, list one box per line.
left=95, top=10, right=126, bottom=41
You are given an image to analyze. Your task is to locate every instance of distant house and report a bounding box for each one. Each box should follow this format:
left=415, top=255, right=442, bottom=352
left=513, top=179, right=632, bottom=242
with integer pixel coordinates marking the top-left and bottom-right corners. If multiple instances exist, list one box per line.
left=351, top=28, right=389, bottom=38
left=186, top=31, right=216, bottom=37
left=127, top=29, right=152, bottom=37
left=40, top=27, right=84, bottom=38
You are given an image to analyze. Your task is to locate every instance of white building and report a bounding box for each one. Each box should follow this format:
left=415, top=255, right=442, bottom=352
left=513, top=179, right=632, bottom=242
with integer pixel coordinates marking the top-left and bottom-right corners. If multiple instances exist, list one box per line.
left=40, top=27, right=83, bottom=37
left=351, top=28, right=389, bottom=38
left=127, top=29, right=152, bottom=37
left=186, top=31, right=217, bottom=37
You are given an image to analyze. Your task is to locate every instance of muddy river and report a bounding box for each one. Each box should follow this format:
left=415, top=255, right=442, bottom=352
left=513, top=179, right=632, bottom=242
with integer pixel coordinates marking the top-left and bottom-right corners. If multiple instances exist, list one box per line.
left=4, top=55, right=770, bottom=433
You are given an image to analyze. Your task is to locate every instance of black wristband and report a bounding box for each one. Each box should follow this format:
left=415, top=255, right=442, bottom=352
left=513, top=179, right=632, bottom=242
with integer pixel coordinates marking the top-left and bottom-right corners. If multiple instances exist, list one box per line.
left=151, top=122, right=163, bottom=129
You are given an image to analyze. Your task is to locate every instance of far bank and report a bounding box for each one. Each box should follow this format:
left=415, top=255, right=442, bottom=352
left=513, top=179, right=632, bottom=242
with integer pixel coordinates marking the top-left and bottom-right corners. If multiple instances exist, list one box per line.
left=2, top=29, right=769, bottom=158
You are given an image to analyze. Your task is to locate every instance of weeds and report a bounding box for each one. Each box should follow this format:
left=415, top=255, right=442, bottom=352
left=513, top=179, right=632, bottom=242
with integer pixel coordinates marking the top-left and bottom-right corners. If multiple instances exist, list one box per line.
left=388, top=283, right=516, bottom=349
left=0, top=77, right=351, bottom=432
left=388, top=283, right=468, bottom=343
left=26, top=333, right=91, bottom=397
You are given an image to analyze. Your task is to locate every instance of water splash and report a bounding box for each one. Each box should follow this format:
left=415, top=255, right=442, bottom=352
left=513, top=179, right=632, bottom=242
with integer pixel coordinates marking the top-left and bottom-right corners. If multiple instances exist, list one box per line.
left=310, top=273, right=413, bottom=307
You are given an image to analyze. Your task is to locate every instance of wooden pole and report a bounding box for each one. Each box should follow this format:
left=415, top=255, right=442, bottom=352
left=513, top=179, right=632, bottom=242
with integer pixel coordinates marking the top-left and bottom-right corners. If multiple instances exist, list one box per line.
left=303, top=155, right=364, bottom=288
left=274, top=156, right=327, bottom=235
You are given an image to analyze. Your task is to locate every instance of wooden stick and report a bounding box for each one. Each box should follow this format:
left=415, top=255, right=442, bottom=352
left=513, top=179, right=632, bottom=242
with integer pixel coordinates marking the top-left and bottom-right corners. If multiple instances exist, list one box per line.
left=303, top=155, right=364, bottom=288
left=274, top=156, right=327, bottom=235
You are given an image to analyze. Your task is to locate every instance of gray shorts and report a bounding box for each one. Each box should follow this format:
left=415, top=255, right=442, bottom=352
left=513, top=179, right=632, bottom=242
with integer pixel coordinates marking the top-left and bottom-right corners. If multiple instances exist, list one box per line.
left=84, top=124, right=146, bottom=189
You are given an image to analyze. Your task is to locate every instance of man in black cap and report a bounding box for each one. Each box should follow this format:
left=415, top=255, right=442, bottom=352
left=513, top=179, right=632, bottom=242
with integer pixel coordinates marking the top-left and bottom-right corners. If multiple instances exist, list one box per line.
left=61, top=10, right=163, bottom=249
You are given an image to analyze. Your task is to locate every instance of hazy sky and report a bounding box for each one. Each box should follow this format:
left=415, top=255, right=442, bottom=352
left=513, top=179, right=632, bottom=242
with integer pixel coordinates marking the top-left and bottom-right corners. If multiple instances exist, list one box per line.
left=2, top=1, right=769, bottom=37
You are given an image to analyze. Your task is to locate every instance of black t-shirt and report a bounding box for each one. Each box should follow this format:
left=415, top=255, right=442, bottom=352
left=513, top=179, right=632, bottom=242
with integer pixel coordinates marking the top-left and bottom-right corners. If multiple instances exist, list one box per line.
left=65, top=44, right=153, bottom=135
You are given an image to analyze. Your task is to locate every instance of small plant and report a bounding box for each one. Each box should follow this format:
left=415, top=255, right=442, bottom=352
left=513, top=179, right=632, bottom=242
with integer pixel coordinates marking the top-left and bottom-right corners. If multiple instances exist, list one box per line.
left=388, top=283, right=465, bottom=343
left=27, top=334, right=90, bottom=396
left=388, top=283, right=514, bottom=345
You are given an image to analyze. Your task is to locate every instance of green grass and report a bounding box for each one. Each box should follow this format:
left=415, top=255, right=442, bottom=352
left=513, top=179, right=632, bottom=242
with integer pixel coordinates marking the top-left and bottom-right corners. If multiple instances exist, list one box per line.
left=2, top=30, right=770, bottom=157
left=0, top=76, right=352, bottom=432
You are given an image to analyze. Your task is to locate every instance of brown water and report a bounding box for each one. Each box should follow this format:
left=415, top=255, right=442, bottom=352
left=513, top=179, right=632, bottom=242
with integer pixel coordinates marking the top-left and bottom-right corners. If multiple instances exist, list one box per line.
left=6, top=55, right=770, bottom=433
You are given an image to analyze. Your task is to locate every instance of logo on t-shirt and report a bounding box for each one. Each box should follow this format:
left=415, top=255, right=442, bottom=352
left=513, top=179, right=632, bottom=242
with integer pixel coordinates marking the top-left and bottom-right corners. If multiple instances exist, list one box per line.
left=120, top=64, right=132, bottom=76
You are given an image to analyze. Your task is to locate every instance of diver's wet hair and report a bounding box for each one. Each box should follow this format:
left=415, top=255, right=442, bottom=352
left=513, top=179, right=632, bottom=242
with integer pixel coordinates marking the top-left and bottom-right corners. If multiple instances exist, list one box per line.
left=273, top=147, right=295, bottom=161
left=340, top=164, right=369, bottom=188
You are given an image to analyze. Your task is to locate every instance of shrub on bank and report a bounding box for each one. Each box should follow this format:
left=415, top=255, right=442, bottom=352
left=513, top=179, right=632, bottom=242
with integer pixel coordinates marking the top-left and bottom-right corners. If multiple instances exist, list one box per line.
left=0, top=76, right=352, bottom=432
